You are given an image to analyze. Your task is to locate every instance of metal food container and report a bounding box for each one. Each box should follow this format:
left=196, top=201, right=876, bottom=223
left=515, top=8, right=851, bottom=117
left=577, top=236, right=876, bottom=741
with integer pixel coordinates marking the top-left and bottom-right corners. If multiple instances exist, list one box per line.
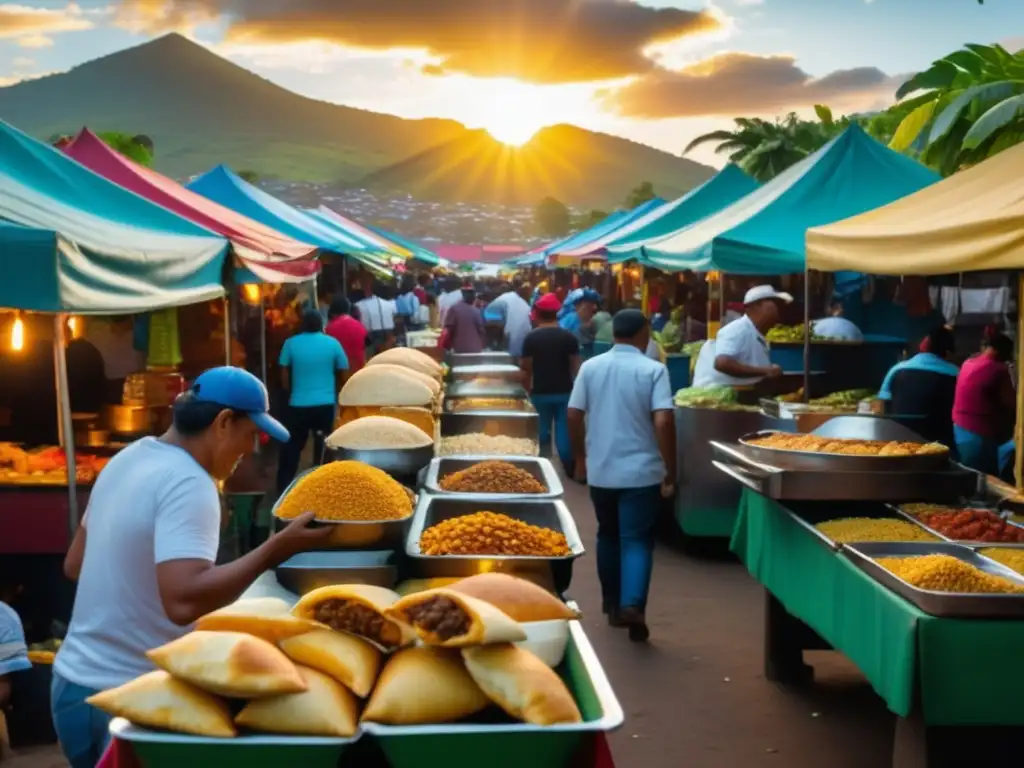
left=450, top=352, right=514, bottom=367
left=109, top=718, right=358, bottom=768
left=406, top=496, right=584, bottom=579
left=423, top=456, right=563, bottom=500
left=271, top=469, right=414, bottom=550
left=362, top=612, right=623, bottom=768
left=781, top=503, right=946, bottom=551
left=321, top=444, right=435, bottom=477
left=444, top=397, right=534, bottom=414
left=736, top=430, right=951, bottom=472
left=449, top=364, right=523, bottom=385
left=894, top=504, right=1024, bottom=547
left=445, top=380, right=528, bottom=400
left=842, top=541, right=1024, bottom=618
left=275, top=550, right=398, bottom=595
left=439, top=411, right=539, bottom=442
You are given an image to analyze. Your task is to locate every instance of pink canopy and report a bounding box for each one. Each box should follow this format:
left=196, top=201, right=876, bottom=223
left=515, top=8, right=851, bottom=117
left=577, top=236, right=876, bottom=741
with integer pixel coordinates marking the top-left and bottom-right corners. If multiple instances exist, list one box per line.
left=436, top=244, right=525, bottom=264
left=62, top=129, right=319, bottom=283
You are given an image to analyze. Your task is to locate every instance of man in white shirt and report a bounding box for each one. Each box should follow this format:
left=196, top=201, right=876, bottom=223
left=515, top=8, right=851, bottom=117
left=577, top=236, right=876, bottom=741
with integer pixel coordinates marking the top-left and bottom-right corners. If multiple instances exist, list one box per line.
left=692, top=285, right=790, bottom=388
left=51, top=367, right=331, bottom=767
left=437, top=278, right=464, bottom=328
left=487, top=283, right=533, bottom=357
left=356, top=285, right=397, bottom=356
left=812, top=299, right=864, bottom=342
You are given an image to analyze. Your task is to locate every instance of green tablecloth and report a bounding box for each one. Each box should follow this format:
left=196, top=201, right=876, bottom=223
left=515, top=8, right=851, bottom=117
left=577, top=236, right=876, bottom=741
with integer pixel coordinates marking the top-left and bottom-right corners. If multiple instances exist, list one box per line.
left=676, top=499, right=739, bottom=538
left=730, top=489, right=1024, bottom=725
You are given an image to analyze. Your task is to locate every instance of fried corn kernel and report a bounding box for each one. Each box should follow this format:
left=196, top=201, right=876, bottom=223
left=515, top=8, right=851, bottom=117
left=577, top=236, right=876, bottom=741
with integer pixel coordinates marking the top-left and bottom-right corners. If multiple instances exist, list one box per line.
left=747, top=433, right=948, bottom=457
left=419, top=511, right=570, bottom=556
left=439, top=461, right=547, bottom=494
left=876, top=554, right=1024, bottom=594
left=979, top=548, right=1024, bottom=576
left=814, top=518, right=938, bottom=543
left=899, top=503, right=958, bottom=517
left=275, top=460, right=412, bottom=522
left=438, top=434, right=538, bottom=457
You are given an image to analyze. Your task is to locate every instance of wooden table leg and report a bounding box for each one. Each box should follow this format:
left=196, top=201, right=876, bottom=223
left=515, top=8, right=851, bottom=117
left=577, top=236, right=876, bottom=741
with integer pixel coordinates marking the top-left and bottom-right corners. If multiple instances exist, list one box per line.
left=763, top=589, right=815, bottom=684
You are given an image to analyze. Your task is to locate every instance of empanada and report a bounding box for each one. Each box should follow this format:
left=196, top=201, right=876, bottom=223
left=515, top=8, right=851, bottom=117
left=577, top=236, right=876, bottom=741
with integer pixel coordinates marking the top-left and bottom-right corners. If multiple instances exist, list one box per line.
left=292, top=585, right=415, bottom=651
left=447, top=574, right=579, bottom=623
left=361, top=647, right=490, bottom=725
left=236, top=667, right=359, bottom=737
left=279, top=629, right=381, bottom=698
left=387, top=588, right=526, bottom=648
left=147, top=631, right=305, bottom=698
left=87, top=671, right=236, bottom=738
left=196, top=598, right=321, bottom=643
left=462, top=644, right=582, bottom=725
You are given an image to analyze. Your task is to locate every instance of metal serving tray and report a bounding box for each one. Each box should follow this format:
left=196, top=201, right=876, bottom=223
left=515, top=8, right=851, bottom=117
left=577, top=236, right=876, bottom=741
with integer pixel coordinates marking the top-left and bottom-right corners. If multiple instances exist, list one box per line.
left=711, top=441, right=982, bottom=502
left=445, top=380, right=528, bottom=400
left=890, top=503, right=1024, bottom=547
left=272, top=469, right=414, bottom=550
left=406, top=495, right=584, bottom=578
left=444, top=397, right=535, bottom=414
left=780, top=502, right=945, bottom=552
left=439, top=411, right=539, bottom=444
left=362, top=609, right=623, bottom=743
left=322, top=444, right=434, bottom=476
left=843, top=541, right=1024, bottom=618
left=449, top=364, right=523, bottom=384
left=275, top=550, right=399, bottom=595
left=423, top=456, right=563, bottom=500
left=736, top=430, right=951, bottom=472
left=450, top=351, right=514, bottom=367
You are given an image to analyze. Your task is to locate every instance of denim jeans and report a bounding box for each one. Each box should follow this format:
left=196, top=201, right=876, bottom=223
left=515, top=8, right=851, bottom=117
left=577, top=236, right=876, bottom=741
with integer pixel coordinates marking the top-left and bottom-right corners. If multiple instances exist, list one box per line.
left=589, top=484, right=662, bottom=612
left=530, top=393, right=572, bottom=467
left=51, top=670, right=110, bottom=768
left=953, top=425, right=1000, bottom=476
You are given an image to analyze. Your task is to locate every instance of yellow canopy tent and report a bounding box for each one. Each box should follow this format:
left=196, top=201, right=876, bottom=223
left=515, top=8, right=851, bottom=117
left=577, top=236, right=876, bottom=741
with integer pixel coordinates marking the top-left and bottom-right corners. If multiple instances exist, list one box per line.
left=806, top=141, right=1024, bottom=488
left=806, top=141, right=1024, bottom=275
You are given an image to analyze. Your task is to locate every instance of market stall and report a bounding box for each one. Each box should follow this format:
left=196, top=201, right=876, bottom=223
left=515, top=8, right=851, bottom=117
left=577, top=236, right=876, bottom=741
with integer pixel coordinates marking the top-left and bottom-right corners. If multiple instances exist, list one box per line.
left=86, top=348, right=622, bottom=767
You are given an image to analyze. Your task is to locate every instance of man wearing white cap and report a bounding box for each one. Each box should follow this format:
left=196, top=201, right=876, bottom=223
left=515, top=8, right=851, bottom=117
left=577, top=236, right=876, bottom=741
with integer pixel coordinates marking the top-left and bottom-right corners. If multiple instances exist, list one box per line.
left=692, top=285, right=791, bottom=388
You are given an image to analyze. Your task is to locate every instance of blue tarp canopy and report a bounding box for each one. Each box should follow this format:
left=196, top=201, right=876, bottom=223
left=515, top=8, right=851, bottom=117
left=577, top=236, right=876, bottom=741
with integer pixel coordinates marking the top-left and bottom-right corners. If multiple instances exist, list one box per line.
left=547, top=197, right=666, bottom=260
left=0, top=121, right=228, bottom=313
left=631, top=126, right=941, bottom=275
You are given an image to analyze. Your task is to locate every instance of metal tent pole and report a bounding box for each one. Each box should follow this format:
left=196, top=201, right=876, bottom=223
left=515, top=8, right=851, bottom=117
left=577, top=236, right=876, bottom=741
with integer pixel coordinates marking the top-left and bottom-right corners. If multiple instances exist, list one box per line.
left=54, top=314, right=79, bottom=535
left=260, top=289, right=268, bottom=385
left=223, top=296, right=231, bottom=366
left=803, top=268, right=811, bottom=403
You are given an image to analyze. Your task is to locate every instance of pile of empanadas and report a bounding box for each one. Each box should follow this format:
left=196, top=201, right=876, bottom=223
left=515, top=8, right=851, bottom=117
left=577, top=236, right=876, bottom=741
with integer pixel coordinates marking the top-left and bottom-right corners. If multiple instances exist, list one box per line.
left=87, top=575, right=584, bottom=739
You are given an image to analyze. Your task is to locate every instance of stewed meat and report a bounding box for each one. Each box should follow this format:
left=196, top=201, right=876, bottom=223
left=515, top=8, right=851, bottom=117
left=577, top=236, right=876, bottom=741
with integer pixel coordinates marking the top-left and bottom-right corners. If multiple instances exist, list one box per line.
left=313, top=598, right=402, bottom=648
left=403, top=596, right=471, bottom=640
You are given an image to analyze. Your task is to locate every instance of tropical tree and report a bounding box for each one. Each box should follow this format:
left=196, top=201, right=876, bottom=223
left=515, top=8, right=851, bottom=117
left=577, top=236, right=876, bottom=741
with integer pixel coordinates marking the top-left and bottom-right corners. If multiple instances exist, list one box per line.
left=237, top=169, right=260, bottom=183
left=534, top=196, right=570, bottom=238
left=624, top=181, right=656, bottom=209
left=888, top=43, right=1024, bottom=175
left=573, top=209, right=609, bottom=230
left=97, top=132, right=154, bottom=166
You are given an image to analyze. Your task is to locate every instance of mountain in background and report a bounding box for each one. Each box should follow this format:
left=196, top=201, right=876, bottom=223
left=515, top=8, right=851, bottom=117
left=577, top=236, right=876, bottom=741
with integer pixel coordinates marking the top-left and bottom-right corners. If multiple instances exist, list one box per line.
left=0, top=34, right=714, bottom=207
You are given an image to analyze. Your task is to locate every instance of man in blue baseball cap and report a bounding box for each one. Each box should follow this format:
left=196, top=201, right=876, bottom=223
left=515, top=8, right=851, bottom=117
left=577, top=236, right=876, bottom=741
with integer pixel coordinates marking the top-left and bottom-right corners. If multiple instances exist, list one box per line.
left=51, top=367, right=332, bottom=767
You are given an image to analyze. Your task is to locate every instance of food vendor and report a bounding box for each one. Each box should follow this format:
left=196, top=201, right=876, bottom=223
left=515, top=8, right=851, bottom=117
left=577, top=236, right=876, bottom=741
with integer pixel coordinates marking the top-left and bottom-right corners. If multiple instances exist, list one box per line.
left=953, top=325, right=1015, bottom=474
left=691, top=285, right=789, bottom=388
left=878, top=326, right=959, bottom=449
left=51, top=367, right=333, bottom=767
left=1, top=582, right=31, bottom=758
left=487, top=283, right=533, bottom=357
left=811, top=299, right=864, bottom=341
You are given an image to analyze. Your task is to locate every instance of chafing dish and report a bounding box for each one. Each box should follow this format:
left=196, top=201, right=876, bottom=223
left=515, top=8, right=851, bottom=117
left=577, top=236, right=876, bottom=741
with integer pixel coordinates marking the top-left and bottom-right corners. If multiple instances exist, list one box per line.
left=423, top=456, right=563, bottom=500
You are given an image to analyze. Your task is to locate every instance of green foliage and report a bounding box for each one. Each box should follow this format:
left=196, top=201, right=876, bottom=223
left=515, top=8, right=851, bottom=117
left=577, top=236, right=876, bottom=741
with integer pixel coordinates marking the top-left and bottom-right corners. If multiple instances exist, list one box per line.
left=573, top=209, right=609, bottom=230
left=624, top=180, right=656, bottom=209
left=97, top=131, right=153, bottom=166
left=534, top=196, right=571, bottom=237
left=237, top=169, right=260, bottom=183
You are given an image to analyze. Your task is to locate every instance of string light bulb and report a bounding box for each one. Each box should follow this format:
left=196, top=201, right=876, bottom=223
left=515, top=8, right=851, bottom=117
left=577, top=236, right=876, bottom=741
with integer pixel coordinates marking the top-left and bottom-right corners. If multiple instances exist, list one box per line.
left=11, top=312, right=24, bottom=352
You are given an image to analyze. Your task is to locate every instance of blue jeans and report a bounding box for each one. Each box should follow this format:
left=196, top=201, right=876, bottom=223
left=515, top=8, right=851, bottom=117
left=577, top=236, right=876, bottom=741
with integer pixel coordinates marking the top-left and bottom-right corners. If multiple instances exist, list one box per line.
left=51, top=670, right=110, bottom=768
left=589, top=485, right=661, bottom=612
left=953, top=425, right=1000, bottom=476
left=530, top=393, right=572, bottom=467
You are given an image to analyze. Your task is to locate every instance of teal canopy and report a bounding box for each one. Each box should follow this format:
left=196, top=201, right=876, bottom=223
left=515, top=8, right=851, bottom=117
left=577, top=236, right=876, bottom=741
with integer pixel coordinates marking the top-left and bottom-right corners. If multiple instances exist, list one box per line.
left=364, top=223, right=443, bottom=267
left=633, top=126, right=941, bottom=275
left=0, top=121, right=228, bottom=313
left=598, top=166, right=759, bottom=263
left=548, top=198, right=665, bottom=259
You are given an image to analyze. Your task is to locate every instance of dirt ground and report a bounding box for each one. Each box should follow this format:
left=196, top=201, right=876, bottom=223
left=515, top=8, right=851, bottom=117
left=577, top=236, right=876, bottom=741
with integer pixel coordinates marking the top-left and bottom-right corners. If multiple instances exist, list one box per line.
left=9, top=474, right=898, bottom=768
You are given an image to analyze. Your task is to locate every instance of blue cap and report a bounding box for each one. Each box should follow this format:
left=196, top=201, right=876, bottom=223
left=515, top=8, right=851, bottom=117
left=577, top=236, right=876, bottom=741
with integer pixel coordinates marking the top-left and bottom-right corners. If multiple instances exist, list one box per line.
left=189, top=367, right=289, bottom=442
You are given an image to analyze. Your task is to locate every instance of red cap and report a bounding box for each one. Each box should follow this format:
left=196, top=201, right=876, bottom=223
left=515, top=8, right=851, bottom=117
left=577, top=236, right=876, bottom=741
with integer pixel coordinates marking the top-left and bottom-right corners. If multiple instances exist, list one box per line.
left=461, top=282, right=474, bottom=290
left=535, top=293, right=562, bottom=312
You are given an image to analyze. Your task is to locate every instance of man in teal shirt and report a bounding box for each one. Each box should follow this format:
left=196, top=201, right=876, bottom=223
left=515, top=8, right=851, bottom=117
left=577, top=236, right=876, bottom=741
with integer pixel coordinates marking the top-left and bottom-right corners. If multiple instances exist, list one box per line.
left=277, top=310, right=348, bottom=491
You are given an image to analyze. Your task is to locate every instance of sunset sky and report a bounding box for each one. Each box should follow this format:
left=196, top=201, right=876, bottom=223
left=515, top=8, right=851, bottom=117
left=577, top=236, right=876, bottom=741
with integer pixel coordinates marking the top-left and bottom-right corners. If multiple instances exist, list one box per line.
left=0, top=0, right=1020, bottom=164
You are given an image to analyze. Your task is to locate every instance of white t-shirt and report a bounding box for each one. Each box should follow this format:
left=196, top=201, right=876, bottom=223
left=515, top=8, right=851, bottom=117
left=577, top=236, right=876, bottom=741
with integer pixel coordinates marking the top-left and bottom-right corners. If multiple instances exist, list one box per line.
left=356, top=296, right=396, bottom=333
left=54, top=438, right=220, bottom=690
left=488, top=292, right=532, bottom=356
left=812, top=316, right=864, bottom=342
left=437, top=290, right=463, bottom=327
left=692, top=315, right=770, bottom=387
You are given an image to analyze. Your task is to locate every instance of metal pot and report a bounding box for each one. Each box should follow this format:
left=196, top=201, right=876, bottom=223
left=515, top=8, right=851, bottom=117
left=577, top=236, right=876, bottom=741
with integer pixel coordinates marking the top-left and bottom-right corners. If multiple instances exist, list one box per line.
left=104, top=404, right=151, bottom=435
left=74, top=429, right=110, bottom=448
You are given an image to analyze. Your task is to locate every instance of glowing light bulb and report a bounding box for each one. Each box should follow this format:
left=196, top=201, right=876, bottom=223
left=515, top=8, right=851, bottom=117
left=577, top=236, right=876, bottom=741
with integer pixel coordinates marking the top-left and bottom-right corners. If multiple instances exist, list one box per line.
left=11, top=316, right=24, bottom=352
left=242, top=284, right=262, bottom=305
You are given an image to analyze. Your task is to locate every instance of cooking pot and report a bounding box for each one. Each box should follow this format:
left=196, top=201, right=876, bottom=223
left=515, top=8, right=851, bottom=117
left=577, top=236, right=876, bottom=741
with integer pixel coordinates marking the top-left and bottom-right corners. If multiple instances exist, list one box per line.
left=104, top=405, right=151, bottom=435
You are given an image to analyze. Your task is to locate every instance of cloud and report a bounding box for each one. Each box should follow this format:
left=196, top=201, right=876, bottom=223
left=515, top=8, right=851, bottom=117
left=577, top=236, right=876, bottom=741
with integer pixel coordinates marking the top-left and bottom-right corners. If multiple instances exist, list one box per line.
left=115, top=0, right=724, bottom=84
left=17, top=34, right=54, bottom=48
left=0, top=3, right=95, bottom=41
left=601, top=52, right=906, bottom=118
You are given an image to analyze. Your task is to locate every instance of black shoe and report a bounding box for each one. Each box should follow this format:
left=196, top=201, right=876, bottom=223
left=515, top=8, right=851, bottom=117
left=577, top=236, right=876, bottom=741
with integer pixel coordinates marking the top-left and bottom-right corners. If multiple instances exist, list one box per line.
left=619, top=607, right=650, bottom=642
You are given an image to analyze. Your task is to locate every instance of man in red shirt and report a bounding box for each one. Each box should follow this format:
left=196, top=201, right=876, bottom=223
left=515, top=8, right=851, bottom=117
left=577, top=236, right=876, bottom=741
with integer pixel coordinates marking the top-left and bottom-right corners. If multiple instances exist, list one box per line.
left=325, top=297, right=368, bottom=376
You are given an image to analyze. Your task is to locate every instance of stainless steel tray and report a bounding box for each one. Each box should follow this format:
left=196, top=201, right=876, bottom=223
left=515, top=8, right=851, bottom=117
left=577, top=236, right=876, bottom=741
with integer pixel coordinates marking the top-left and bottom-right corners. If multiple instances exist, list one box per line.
left=362, top=608, right=622, bottom=736
left=275, top=550, right=398, bottom=595
left=440, top=411, right=539, bottom=441
left=110, top=716, right=360, bottom=746
left=781, top=503, right=945, bottom=552
left=444, top=398, right=535, bottom=414
left=423, top=456, right=564, bottom=500
left=711, top=441, right=982, bottom=501
left=891, top=504, right=1024, bottom=547
left=449, top=364, right=523, bottom=383
left=406, top=495, right=584, bottom=578
left=446, top=381, right=528, bottom=399
left=736, top=430, right=950, bottom=472
left=322, top=444, right=434, bottom=477
left=842, top=542, right=1024, bottom=618
left=272, top=469, right=414, bottom=549
left=450, top=351, right=514, bottom=367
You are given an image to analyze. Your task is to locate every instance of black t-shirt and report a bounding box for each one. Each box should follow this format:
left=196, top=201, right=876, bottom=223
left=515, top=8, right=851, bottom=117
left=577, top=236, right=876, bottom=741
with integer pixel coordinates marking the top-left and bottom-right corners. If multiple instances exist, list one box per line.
left=521, top=326, right=579, bottom=395
left=888, top=368, right=957, bottom=449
